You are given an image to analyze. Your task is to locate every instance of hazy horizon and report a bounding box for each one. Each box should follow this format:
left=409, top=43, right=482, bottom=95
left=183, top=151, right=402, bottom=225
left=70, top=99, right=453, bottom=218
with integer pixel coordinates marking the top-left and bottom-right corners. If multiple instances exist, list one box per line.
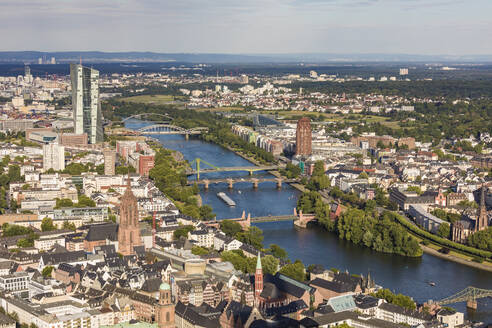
left=2, top=0, right=492, bottom=55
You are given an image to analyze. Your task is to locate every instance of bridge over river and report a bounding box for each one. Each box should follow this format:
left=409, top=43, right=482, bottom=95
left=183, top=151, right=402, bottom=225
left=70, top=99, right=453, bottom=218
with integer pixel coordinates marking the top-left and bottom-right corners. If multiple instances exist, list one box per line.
left=202, top=209, right=316, bottom=229
left=187, top=177, right=298, bottom=189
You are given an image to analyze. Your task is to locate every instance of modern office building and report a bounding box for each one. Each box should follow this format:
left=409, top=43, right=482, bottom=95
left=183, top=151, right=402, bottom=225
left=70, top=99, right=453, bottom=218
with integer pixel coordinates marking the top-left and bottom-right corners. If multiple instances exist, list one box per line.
left=296, top=117, right=312, bottom=156
left=103, top=149, right=116, bottom=175
left=70, top=64, right=103, bottom=144
left=43, top=143, right=65, bottom=172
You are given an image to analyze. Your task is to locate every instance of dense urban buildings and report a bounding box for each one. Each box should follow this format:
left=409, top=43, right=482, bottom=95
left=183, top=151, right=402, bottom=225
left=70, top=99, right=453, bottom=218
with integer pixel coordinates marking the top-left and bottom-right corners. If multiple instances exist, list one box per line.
left=70, top=64, right=103, bottom=144
left=0, top=61, right=488, bottom=328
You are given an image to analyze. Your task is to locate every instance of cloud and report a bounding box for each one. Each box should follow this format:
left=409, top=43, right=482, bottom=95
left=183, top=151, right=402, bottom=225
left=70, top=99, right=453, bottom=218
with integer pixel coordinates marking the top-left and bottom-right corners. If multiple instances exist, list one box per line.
left=0, top=0, right=490, bottom=54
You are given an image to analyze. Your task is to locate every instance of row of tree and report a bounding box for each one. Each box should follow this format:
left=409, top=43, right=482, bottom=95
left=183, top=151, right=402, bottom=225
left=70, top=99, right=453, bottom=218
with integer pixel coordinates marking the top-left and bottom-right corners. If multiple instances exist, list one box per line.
left=149, top=147, right=215, bottom=220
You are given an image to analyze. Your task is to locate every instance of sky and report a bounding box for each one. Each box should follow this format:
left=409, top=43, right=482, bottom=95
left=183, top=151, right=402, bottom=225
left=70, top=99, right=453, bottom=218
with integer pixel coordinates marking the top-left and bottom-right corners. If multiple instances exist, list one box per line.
left=1, top=0, right=492, bottom=55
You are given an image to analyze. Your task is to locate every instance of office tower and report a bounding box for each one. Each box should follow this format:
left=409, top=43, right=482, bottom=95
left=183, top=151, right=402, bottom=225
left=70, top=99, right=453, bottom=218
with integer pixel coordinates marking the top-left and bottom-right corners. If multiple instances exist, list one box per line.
left=24, top=66, right=30, bottom=77
left=43, top=143, right=65, bottom=172
left=296, top=117, right=312, bottom=156
left=70, top=64, right=103, bottom=144
left=103, top=149, right=116, bottom=175
left=399, top=68, right=409, bottom=76
left=117, top=178, right=142, bottom=255
left=38, top=58, right=42, bottom=64
left=50, top=57, right=56, bottom=64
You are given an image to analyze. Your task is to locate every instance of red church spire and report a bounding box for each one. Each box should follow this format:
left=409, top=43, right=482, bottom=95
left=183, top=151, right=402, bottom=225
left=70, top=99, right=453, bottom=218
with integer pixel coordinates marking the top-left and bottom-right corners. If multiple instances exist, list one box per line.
left=255, top=251, right=263, bottom=304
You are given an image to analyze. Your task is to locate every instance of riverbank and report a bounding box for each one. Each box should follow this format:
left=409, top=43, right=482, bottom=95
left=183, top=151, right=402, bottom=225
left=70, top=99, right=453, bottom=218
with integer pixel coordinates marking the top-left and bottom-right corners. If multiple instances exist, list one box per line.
left=421, top=244, right=492, bottom=273
left=126, top=118, right=492, bottom=321
left=220, top=141, right=492, bottom=271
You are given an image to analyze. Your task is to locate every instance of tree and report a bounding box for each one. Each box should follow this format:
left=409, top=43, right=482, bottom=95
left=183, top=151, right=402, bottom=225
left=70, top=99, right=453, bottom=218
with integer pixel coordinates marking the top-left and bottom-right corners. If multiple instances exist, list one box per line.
left=220, top=220, right=243, bottom=237
left=41, top=217, right=57, bottom=232
left=55, top=198, right=74, bottom=209
left=95, top=164, right=105, bottom=175
left=221, top=250, right=256, bottom=273
left=279, top=260, right=306, bottom=282
left=269, top=244, right=287, bottom=259
left=199, top=205, right=215, bottom=220
left=62, top=221, right=76, bottom=231
left=437, top=222, right=450, bottom=239
left=191, top=246, right=210, bottom=255
left=371, top=288, right=416, bottom=310
left=115, top=165, right=136, bottom=175
left=173, top=225, right=195, bottom=240
left=8, top=165, right=21, bottom=182
left=312, top=161, right=325, bottom=177
left=261, top=255, right=279, bottom=275
left=456, top=200, right=478, bottom=216
left=77, top=195, right=96, bottom=207
left=236, top=226, right=264, bottom=250
left=42, top=266, right=54, bottom=278
left=406, top=186, right=423, bottom=195
left=2, top=224, right=32, bottom=237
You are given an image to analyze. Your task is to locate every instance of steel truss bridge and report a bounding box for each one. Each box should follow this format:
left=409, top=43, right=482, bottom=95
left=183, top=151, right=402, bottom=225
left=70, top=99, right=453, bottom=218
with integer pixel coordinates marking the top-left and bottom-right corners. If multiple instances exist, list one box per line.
left=188, top=158, right=283, bottom=180
left=137, top=124, right=208, bottom=136
left=436, top=286, right=492, bottom=309
left=122, top=113, right=173, bottom=123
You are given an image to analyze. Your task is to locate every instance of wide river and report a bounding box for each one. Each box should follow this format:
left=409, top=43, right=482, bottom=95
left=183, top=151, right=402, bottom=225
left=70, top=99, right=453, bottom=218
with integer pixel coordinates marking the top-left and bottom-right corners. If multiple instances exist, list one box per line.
left=126, top=119, right=492, bottom=322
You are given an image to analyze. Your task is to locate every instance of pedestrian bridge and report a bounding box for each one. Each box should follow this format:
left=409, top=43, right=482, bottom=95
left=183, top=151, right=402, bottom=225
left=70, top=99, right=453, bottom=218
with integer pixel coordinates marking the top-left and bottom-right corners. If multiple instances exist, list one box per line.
left=203, top=209, right=316, bottom=229
left=433, top=286, right=492, bottom=310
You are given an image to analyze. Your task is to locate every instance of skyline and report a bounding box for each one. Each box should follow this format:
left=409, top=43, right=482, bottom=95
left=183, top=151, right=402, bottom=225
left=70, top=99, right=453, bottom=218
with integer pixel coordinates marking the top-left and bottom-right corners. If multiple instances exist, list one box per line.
left=2, top=0, right=492, bottom=55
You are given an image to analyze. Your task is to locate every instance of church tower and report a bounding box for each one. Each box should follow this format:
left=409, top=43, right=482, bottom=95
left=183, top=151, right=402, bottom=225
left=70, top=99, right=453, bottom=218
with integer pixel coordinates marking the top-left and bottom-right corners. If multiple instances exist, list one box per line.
left=476, top=184, right=488, bottom=231
left=254, top=252, right=263, bottom=303
left=156, top=282, right=175, bottom=328
left=117, top=177, right=142, bottom=255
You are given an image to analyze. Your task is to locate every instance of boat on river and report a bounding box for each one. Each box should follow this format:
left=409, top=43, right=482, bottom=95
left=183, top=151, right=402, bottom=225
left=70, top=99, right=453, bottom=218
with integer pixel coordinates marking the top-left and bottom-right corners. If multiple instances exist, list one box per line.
left=217, top=192, right=236, bottom=206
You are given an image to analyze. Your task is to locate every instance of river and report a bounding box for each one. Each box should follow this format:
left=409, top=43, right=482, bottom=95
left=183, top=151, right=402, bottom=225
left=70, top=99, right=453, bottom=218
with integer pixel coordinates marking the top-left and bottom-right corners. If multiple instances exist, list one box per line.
left=126, top=119, right=492, bottom=323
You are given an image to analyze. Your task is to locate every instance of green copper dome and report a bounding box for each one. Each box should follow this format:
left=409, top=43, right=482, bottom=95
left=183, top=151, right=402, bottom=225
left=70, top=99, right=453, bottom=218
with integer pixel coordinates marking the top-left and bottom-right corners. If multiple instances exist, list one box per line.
left=160, top=282, right=171, bottom=290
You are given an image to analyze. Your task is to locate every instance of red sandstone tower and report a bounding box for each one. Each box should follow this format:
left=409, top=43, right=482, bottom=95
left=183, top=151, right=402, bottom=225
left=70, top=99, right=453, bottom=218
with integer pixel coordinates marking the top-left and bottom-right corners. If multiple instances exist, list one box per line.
left=117, top=177, right=142, bottom=255
left=156, top=282, right=175, bottom=328
left=254, top=251, right=263, bottom=304
left=476, top=185, right=488, bottom=231
left=296, top=117, right=312, bottom=156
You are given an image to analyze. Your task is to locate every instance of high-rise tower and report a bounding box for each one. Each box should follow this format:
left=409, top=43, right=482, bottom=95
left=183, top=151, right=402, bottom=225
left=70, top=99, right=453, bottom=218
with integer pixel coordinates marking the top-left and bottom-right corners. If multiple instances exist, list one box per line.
left=476, top=185, right=488, bottom=231
left=296, top=117, right=312, bottom=156
left=43, top=143, right=65, bottom=172
left=117, top=178, right=142, bottom=255
left=70, top=64, right=103, bottom=144
left=103, top=149, right=116, bottom=175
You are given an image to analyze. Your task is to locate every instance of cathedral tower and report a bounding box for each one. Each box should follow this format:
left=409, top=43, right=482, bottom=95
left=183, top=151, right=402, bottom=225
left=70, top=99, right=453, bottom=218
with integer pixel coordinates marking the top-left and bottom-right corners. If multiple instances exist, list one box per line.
left=117, top=177, right=142, bottom=255
left=476, top=184, right=488, bottom=231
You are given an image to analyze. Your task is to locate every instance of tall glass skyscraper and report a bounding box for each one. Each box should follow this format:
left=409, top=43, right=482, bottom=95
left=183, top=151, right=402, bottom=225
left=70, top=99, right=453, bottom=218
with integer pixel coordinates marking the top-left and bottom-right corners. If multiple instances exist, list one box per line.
left=70, top=64, right=103, bottom=144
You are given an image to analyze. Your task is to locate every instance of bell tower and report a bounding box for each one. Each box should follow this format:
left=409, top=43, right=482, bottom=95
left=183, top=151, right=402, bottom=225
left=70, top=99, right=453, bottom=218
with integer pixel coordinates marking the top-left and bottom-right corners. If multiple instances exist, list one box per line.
left=157, top=282, right=175, bottom=328
left=254, top=252, right=263, bottom=304
left=477, top=184, right=488, bottom=231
